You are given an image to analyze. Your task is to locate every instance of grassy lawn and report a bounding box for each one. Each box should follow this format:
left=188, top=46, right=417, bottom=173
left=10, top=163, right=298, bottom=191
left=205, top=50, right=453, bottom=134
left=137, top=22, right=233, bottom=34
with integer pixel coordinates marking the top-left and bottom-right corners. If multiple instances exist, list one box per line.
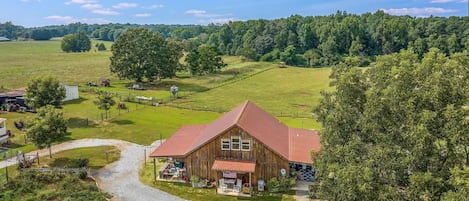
left=0, top=40, right=115, bottom=89
left=169, top=67, right=332, bottom=117
left=139, top=162, right=296, bottom=201
left=0, top=146, right=120, bottom=184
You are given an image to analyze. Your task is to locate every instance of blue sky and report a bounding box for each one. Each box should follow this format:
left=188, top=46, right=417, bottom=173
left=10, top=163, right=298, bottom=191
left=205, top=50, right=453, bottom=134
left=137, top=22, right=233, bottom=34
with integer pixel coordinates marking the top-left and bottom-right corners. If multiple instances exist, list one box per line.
left=1, top=0, right=468, bottom=27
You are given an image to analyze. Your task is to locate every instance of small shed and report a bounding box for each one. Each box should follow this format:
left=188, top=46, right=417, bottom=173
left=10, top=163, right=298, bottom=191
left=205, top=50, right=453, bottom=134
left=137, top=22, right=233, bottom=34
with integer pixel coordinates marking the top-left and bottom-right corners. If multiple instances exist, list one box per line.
left=63, top=85, right=79, bottom=101
left=0, top=37, right=11, bottom=42
left=0, top=118, right=9, bottom=144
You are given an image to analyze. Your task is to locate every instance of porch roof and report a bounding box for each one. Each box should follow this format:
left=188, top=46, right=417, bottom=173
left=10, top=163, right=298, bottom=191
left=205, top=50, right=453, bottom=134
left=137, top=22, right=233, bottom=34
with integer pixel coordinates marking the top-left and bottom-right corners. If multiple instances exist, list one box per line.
left=211, top=159, right=256, bottom=173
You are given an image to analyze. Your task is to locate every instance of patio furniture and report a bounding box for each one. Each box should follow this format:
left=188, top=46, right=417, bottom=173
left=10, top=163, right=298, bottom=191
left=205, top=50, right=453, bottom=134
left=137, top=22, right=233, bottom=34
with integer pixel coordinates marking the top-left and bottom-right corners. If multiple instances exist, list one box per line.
left=219, top=179, right=227, bottom=192
left=234, top=179, right=242, bottom=192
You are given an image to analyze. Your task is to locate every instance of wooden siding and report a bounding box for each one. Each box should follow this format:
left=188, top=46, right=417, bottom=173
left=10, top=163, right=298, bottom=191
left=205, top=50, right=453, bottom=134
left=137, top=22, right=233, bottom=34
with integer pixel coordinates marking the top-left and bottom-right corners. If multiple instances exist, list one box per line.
left=182, top=126, right=289, bottom=184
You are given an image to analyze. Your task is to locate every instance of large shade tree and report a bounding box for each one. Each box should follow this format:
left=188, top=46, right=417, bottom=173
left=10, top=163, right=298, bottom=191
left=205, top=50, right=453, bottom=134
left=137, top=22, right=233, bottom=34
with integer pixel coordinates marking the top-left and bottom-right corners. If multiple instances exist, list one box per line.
left=313, top=48, right=469, bottom=200
left=185, top=44, right=226, bottom=76
left=26, top=105, right=67, bottom=158
left=25, top=76, right=66, bottom=109
left=61, top=30, right=91, bottom=52
left=110, top=27, right=183, bottom=82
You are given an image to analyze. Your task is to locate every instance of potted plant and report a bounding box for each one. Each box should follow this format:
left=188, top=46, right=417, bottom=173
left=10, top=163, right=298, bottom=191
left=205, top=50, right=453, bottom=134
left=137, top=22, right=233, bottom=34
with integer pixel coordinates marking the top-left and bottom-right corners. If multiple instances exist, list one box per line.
left=190, top=175, right=201, bottom=188
left=267, top=177, right=280, bottom=192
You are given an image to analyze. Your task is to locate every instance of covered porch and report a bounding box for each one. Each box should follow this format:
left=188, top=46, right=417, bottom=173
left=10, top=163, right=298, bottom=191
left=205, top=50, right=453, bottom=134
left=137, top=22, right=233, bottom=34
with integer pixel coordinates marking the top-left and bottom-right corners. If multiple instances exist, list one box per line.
left=212, top=159, right=255, bottom=197
left=156, top=158, right=187, bottom=182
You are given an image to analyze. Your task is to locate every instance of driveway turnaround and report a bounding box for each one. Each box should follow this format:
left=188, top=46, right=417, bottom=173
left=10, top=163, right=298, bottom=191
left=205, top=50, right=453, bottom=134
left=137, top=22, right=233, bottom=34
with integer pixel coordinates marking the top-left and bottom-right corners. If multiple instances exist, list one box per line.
left=0, top=138, right=184, bottom=201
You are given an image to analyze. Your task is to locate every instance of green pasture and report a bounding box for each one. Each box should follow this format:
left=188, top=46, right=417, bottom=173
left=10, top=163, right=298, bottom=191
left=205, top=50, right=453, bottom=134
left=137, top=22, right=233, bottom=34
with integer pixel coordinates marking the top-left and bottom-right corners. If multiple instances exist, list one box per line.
left=0, top=40, right=115, bottom=89
left=169, top=67, right=332, bottom=117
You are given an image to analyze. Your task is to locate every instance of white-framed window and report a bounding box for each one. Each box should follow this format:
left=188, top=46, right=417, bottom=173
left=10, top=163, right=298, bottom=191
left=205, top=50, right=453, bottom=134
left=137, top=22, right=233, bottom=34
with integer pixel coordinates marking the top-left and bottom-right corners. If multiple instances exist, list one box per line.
left=231, top=136, right=240, bottom=150
left=221, top=138, right=230, bottom=150
left=241, top=139, right=251, bottom=151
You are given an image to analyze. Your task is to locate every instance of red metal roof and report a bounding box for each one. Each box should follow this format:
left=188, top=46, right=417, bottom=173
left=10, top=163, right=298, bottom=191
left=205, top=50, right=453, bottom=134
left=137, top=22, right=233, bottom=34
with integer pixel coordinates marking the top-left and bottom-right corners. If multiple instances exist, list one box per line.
left=150, top=101, right=321, bottom=163
left=149, top=125, right=207, bottom=157
left=211, top=159, right=256, bottom=173
left=289, top=128, right=321, bottom=164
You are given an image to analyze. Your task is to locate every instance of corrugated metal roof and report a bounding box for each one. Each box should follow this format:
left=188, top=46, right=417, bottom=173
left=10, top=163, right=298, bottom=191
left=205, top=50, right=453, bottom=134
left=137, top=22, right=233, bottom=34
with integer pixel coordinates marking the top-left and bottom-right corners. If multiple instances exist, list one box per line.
left=150, top=100, right=321, bottom=164
left=149, top=125, right=207, bottom=157
left=211, top=159, right=256, bottom=173
left=0, top=87, right=26, bottom=97
left=289, top=128, right=321, bottom=164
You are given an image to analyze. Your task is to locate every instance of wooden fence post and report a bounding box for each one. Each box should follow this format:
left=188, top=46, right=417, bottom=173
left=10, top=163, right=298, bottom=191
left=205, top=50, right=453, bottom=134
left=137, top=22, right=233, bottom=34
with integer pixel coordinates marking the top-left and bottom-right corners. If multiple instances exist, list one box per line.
left=153, top=158, right=157, bottom=182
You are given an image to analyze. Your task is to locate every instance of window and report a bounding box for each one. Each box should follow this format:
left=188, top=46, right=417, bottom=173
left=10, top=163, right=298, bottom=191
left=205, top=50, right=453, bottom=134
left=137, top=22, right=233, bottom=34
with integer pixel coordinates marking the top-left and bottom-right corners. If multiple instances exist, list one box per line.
left=231, top=136, right=240, bottom=150
left=241, top=139, right=251, bottom=151
left=221, top=138, right=230, bottom=150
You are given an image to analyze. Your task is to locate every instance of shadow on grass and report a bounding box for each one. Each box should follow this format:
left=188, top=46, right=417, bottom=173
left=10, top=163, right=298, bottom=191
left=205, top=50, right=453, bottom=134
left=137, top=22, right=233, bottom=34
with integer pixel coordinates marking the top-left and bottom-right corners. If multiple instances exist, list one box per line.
left=2, top=142, right=25, bottom=149
left=111, top=119, right=134, bottom=125
left=67, top=117, right=97, bottom=128
left=129, top=80, right=210, bottom=92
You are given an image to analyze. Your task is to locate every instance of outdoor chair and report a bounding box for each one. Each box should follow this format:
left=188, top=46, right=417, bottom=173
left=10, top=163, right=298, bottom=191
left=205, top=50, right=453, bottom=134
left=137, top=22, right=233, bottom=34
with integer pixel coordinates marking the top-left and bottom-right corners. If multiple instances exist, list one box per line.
left=219, top=179, right=227, bottom=192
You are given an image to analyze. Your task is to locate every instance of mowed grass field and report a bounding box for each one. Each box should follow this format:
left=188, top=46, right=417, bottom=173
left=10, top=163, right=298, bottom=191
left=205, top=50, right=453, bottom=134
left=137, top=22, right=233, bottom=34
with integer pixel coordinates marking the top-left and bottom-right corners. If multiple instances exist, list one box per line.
left=0, top=40, right=114, bottom=89
left=170, top=67, right=332, bottom=117
left=0, top=40, right=330, bottom=152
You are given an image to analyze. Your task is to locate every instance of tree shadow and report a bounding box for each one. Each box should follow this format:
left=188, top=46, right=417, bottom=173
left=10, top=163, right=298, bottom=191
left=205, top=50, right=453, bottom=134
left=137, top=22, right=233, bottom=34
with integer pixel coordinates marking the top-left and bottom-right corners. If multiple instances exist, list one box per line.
left=130, top=80, right=210, bottom=92
left=111, top=119, right=134, bottom=125
left=2, top=142, right=26, bottom=149
left=67, top=117, right=97, bottom=128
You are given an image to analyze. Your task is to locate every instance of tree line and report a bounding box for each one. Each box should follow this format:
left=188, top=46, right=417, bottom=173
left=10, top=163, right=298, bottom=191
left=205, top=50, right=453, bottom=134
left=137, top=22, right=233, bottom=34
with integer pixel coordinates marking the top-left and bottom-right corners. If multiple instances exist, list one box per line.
left=1, top=11, right=468, bottom=67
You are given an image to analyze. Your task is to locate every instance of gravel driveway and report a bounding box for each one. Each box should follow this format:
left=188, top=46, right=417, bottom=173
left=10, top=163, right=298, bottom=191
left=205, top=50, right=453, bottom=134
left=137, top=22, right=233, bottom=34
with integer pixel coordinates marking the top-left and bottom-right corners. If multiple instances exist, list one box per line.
left=0, top=138, right=184, bottom=201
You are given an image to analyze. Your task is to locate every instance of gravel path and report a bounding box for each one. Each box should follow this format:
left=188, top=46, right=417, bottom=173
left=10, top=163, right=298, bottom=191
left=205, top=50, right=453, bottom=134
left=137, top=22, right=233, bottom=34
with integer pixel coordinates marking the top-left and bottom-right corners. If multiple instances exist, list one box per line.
left=0, top=139, right=185, bottom=201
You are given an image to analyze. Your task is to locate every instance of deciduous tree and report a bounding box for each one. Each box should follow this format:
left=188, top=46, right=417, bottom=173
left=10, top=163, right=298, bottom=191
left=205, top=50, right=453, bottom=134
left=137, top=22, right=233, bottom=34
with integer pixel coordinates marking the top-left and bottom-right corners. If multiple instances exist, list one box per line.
left=313, top=49, right=469, bottom=200
left=26, top=105, right=67, bottom=158
left=61, top=30, right=91, bottom=52
left=25, top=76, right=66, bottom=109
left=109, top=27, right=183, bottom=82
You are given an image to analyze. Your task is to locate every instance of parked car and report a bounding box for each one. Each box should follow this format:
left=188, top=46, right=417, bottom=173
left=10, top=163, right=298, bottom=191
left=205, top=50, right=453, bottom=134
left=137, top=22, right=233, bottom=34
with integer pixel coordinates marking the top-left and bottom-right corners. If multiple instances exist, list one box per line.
left=128, top=84, right=146, bottom=90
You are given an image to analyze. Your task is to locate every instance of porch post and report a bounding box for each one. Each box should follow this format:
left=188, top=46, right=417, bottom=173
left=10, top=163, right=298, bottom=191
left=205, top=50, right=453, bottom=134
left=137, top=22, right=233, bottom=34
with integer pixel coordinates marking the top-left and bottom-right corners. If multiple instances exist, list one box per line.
left=153, top=158, right=157, bottom=182
left=249, top=172, right=252, bottom=195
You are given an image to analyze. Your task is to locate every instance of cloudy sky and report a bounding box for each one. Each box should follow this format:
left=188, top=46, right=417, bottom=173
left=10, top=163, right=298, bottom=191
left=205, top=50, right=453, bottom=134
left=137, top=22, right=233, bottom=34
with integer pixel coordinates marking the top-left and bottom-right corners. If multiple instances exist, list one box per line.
left=1, top=0, right=468, bottom=27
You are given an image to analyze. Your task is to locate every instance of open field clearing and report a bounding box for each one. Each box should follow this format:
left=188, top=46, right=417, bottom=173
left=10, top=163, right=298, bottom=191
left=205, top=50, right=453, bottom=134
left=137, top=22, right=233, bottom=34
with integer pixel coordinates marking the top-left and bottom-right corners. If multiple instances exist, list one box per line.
left=0, top=40, right=328, bottom=155
left=169, top=67, right=332, bottom=117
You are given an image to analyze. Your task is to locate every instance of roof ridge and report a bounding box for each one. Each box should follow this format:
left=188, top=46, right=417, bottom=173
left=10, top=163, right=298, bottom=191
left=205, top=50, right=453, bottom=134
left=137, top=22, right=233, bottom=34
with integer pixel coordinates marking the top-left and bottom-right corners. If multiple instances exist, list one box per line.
left=234, top=100, right=250, bottom=125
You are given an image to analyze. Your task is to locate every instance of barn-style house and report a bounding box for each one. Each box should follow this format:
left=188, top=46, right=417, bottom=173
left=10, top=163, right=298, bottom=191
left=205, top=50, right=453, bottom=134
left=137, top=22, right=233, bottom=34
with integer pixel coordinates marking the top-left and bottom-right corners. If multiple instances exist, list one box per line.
left=150, top=101, right=321, bottom=196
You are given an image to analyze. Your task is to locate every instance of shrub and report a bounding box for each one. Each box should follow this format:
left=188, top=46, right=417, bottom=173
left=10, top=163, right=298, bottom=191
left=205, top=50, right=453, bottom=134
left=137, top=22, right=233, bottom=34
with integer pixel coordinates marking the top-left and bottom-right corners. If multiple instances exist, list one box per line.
left=75, top=158, right=89, bottom=168
left=78, top=170, right=88, bottom=179
left=190, top=175, right=200, bottom=183
left=267, top=177, right=280, bottom=192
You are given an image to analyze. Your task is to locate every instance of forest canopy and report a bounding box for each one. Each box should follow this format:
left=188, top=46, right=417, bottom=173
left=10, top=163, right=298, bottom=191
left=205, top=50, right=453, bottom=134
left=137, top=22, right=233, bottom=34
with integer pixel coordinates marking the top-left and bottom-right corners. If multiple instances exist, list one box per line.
left=1, top=11, right=468, bottom=67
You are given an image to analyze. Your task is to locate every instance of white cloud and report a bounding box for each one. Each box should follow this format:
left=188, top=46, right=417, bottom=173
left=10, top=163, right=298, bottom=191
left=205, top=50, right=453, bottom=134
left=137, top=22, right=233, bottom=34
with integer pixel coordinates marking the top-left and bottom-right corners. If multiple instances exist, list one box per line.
left=45, top=15, right=109, bottom=24
left=65, top=0, right=97, bottom=5
left=92, top=9, right=119, bottom=15
left=380, top=7, right=458, bottom=15
left=81, top=3, right=102, bottom=10
left=209, top=18, right=238, bottom=24
left=430, top=0, right=468, bottom=3
left=112, top=2, right=137, bottom=9
left=185, top=9, right=227, bottom=18
left=45, top=15, right=74, bottom=22
left=143, top=4, right=164, bottom=9
left=135, top=13, right=151, bottom=17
